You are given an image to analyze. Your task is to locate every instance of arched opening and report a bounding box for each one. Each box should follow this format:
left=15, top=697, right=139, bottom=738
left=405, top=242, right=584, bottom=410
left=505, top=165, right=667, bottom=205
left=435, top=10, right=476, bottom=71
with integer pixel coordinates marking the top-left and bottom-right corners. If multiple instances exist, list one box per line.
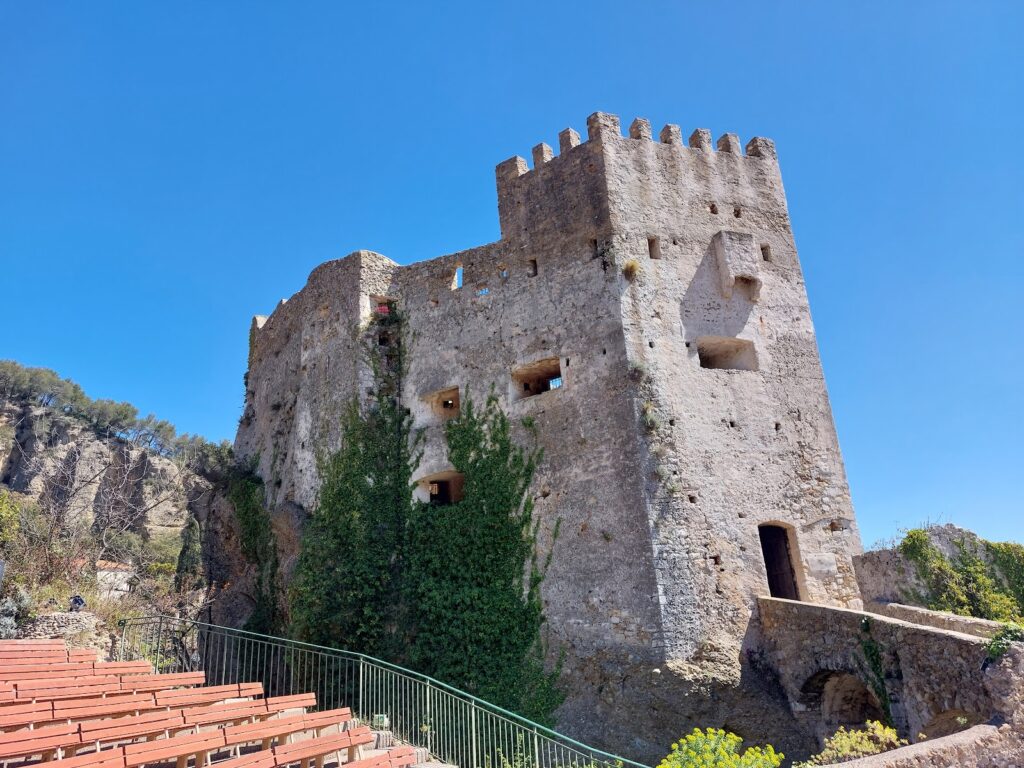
left=800, top=670, right=885, bottom=740
left=759, top=523, right=800, bottom=600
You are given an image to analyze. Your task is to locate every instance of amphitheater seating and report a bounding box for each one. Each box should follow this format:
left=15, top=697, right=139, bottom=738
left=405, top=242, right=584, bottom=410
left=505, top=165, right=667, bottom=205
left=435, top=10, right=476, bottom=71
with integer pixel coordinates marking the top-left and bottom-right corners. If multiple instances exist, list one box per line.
left=0, top=638, right=415, bottom=768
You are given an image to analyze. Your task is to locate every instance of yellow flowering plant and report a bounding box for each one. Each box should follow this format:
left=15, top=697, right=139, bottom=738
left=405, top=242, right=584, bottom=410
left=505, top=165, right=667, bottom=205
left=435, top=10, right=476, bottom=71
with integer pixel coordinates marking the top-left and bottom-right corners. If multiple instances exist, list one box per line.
left=793, top=721, right=906, bottom=766
left=657, top=728, right=782, bottom=768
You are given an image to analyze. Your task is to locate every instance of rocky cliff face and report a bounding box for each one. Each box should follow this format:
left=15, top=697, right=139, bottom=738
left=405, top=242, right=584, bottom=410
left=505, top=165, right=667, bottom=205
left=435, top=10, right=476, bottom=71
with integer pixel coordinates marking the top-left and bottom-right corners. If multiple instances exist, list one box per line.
left=0, top=400, right=195, bottom=540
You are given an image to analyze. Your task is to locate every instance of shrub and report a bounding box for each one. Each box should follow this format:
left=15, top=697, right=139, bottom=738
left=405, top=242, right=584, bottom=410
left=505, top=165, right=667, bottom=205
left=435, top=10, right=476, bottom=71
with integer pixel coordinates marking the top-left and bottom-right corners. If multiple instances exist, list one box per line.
left=986, top=623, right=1024, bottom=661
left=658, top=728, right=782, bottom=768
left=622, top=259, right=640, bottom=281
left=0, top=489, right=18, bottom=553
left=898, top=529, right=1022, bottom=622
left=0, top=584, right=34, bottom=639
left=793, top=721, right=906, bottom=766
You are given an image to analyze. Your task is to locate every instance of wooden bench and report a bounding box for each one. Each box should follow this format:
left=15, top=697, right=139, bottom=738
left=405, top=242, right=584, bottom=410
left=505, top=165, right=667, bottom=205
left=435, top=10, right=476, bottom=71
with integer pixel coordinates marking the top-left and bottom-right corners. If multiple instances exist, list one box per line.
left=0, top=699, right=53, bottom=731
left=0, top=647, right=99, bottom=663
left=0, top=661, right=153, bottom=682
left=182, top=692, right=316, bottom=730
left=78, top=708, right=190, bottom=751
left=156, top=682, right=265, bottom=709
left=120, top=672, right=207, bottom=694
left=123, top=728, right=226, bottom=768
left=0, top=682, right=266, bottom=732
left=274, top=736, right=411, bottom=768
left=0, top=639, right=67, bottom=649
left=0, top=720, right=79, bottom=762
left=14, top=677, right=122, bottom=702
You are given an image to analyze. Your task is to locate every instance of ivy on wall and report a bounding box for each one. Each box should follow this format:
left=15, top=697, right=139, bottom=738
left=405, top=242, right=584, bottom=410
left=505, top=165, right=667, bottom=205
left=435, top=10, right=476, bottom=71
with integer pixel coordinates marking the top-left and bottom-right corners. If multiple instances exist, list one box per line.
left=289, top=306, right=562, bottom=723
left=406, top=393, right=562, bottom=724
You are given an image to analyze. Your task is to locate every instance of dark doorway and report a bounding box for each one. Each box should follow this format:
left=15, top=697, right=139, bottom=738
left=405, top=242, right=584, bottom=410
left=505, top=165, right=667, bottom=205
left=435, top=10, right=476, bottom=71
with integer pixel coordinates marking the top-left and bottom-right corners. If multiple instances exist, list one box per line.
left=759, top=524, right=800, bottom=600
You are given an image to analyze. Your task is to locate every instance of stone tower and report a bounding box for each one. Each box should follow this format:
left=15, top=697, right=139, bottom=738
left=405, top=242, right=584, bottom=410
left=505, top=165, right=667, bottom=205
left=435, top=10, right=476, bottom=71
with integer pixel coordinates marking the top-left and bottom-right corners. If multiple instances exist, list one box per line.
left=232, top=112, right=864, bottom=759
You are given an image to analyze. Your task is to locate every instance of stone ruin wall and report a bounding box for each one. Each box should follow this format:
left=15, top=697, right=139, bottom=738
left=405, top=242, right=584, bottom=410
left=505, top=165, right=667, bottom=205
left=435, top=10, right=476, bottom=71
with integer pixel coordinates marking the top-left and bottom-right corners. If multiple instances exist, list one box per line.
left=232, top=112, right=867, bottom=760
left=757, top=597, right=1024, bottom=767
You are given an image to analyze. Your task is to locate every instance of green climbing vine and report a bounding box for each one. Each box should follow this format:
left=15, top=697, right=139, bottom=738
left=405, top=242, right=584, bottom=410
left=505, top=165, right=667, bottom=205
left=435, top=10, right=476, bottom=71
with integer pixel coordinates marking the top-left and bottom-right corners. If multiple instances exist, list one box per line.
left=227, top=462, right=279, bottom=633
left=857, top=617, right=894, bottom=728
left=289, top=304, right=562, bottom=724
left=406, top=392, right=562, bottom=725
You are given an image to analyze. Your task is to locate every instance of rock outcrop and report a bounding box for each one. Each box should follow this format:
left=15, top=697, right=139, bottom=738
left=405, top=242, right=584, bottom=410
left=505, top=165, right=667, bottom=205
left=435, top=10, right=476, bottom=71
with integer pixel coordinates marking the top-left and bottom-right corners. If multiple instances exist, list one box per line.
left=0, top=401, right=193, bottom=539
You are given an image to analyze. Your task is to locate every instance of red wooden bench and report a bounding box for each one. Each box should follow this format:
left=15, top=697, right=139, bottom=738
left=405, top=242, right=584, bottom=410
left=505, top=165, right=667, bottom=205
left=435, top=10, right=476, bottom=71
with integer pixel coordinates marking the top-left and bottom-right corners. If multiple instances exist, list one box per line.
left=123, top=728, right=226, bottom=768
left=156, top=682, right=265, bottom=709
left=120, top=671, right=207, bottom=694
left=14, top=677, right=122, bottom=701
left=78, top=708, right=190, bottom=751
left=0, top=720, right=79, bottom=762
left=0, top=699, right=53, bottom=731
left=0, top=661, right=153, bottom=682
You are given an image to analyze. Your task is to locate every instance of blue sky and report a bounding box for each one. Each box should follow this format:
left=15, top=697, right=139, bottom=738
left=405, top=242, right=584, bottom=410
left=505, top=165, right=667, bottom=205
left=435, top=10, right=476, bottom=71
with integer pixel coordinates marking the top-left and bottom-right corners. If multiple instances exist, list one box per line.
left=1, top=2, right=1021, bottom=548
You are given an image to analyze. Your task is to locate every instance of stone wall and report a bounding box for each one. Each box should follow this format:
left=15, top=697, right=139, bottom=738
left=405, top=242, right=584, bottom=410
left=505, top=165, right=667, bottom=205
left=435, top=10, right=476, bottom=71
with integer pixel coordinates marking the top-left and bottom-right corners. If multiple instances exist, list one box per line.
left=756, top=597, right=1024, bottom=755
left=832, top=723, right=1024, bottom=768
left=14, top=611, right=114, bottom=660
left=866, top=602, right=1002, bottom=640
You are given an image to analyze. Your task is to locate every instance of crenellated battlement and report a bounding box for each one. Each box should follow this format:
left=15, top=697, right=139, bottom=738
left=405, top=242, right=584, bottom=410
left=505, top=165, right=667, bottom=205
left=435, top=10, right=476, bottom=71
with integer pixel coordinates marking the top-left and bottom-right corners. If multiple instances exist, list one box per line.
left=496, top=110, right=777, bottom=184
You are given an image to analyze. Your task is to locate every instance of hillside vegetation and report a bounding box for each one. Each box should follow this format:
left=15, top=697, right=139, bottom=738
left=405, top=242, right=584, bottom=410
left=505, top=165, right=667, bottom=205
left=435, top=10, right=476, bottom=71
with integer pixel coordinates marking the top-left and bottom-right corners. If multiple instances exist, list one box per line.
left=0, top=359, right=229, bottom=636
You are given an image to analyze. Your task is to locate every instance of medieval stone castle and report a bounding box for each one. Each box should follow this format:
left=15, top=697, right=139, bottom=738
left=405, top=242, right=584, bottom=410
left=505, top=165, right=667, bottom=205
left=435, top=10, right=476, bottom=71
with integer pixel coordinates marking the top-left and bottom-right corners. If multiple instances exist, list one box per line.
left=229, top=113, right=1024, bottom=764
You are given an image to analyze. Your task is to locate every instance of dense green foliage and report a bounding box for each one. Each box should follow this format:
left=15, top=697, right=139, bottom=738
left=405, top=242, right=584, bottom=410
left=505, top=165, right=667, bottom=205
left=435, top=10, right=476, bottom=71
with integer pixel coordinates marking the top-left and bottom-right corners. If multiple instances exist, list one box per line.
left=290, top=394, right=421, bottom=660
left=227, top=465, right=279, bottom=633
left=290, top=307, right=561, bottom=723
left=406, top=393, right=561, bottom=723
left=0, top=359, right=229, bottom=461
left=898, top=529, right=1022, bottom=622
left=174, top=514, right=204, bottom=593
left=986, top=540, right=1024, bottom=609
left=657, top=729, right=782, bottom=768
left=290, top=306, right=422, bottom=660
left=792, top=721, right=905, bottom=766
left=985, top=623, right=1024, bottom=660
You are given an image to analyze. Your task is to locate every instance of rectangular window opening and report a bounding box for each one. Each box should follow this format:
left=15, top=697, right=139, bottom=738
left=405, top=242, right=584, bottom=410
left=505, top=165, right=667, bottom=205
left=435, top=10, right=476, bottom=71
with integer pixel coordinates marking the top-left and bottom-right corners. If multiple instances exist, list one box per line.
left=527, top=259, right=538, bottom=277
left=424, top=473, right=465, bottom=506
left=452, top=265, right=464, bottom=290
left=697, top=337, right=758, bottom=371
left=425, top=386, right=461, bottom=422
left=512, top=357, right=563, bottom=401
left=760, top=244, right=773, bottom=262
left=647, top=237, right=662, bottom=260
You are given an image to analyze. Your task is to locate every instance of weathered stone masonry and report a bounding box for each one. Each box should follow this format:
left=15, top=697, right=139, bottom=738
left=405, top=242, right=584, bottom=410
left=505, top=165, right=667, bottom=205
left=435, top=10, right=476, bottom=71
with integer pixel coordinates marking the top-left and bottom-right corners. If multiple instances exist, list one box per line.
left=232, top=111, right=867, bottom=759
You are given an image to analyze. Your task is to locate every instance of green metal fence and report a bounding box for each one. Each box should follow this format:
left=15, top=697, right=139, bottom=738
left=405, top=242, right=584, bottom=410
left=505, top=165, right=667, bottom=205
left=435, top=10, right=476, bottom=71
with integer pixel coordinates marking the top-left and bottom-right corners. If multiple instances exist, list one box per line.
left=118, top=616, right=646, bottom=768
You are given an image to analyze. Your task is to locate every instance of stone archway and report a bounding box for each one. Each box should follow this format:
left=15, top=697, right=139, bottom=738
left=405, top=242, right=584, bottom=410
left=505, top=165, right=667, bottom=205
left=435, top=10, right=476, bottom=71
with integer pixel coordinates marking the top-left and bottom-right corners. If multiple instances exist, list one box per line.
left=800, top=670, right=885, bottom=742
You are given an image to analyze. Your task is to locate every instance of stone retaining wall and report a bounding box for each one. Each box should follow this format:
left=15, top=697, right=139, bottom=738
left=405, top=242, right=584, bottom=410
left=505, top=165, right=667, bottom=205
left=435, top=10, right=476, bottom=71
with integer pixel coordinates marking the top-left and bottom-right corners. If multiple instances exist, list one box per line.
left=865, top=602, right=1002, bottom=640
left=821, top=723, right=1024, bottom=767
left=756, top=597, right=1024, bottom=764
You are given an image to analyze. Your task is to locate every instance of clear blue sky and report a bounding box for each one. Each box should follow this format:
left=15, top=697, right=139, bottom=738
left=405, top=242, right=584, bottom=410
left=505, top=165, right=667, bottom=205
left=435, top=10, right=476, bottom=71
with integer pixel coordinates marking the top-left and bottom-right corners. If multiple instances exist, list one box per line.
left=1, top=2, right=1021, bottom=548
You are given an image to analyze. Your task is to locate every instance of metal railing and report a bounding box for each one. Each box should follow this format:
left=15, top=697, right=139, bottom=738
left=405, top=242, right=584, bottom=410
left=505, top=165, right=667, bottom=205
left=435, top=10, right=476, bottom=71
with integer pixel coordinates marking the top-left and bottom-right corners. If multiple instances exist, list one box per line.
left=118, top=616, right=646, bottom=768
